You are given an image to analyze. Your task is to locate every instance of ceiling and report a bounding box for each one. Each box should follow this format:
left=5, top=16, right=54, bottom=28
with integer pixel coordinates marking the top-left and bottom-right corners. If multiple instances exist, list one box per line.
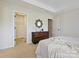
left=22, top=0, right=79, bottom=14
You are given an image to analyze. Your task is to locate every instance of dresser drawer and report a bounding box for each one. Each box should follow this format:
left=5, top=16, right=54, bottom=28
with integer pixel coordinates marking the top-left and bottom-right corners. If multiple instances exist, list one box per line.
left=32, top=31, right=49, bottom=44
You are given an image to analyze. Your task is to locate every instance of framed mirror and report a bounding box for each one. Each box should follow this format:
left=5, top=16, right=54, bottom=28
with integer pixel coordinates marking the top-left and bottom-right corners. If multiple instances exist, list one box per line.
left=35, top=19, right=43, bottom=28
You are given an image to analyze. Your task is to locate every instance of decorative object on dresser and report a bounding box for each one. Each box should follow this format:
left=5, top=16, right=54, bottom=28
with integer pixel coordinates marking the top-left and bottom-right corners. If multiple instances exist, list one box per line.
left=32, top=31, right=49, bottom=44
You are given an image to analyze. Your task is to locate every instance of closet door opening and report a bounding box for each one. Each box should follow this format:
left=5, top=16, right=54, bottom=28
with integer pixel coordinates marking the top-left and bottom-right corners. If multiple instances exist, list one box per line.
left=15, top=12, right=27, bottom=46
left=48, top=19, right=53, bottom=37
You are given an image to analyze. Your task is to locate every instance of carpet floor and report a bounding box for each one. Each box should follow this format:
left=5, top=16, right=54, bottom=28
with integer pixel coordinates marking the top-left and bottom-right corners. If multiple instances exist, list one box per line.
left=0, top=42, right=37, bottom=58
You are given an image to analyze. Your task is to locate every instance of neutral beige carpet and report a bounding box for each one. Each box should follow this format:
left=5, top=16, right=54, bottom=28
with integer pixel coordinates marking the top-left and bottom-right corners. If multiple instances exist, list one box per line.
left=16, top=38, right=26, bottom=45
left=0, top=42, right=37, bottom=58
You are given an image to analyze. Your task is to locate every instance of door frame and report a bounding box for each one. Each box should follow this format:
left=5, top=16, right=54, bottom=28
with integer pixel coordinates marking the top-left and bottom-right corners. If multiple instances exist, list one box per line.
left=14, top=11, right=27, bottom=46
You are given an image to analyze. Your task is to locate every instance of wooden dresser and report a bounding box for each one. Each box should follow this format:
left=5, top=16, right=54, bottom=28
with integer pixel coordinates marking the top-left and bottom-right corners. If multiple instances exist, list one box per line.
left=32, top=31, right=49, bottom=44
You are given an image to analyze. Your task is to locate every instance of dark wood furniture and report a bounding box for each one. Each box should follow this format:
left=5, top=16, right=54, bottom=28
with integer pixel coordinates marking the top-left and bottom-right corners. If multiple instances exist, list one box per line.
left=32, top=31, right=49, bottom=44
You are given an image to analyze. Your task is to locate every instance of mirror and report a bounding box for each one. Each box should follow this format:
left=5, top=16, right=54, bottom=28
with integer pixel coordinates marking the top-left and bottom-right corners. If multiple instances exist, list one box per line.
left=35, top=19, right=43, bottom=28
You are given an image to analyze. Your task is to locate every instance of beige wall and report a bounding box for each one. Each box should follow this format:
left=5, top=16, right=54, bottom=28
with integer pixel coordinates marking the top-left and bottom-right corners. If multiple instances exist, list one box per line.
left=0, top=0, right=54, bottom=49
left=15, top=14, right=26, bottom=39
left=53, top=16, right=61, bottom=36
left=0, top=7, right=2, bottom=48
left=56, top=9, right=79, bottom=45
left=59, top=9, right=79, bottom=37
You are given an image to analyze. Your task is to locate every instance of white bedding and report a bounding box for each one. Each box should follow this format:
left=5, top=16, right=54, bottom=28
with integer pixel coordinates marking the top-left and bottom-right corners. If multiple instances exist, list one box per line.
left=35, top=36, right=79, bottom=58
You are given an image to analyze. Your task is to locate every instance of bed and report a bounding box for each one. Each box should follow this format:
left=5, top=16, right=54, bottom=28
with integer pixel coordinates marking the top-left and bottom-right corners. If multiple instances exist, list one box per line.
left=35, top=36, right=79, bottom=58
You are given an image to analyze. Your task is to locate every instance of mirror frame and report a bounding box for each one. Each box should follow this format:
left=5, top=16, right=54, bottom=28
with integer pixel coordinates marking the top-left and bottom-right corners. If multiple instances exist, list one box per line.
left=35, top=19, right=43, bottom=28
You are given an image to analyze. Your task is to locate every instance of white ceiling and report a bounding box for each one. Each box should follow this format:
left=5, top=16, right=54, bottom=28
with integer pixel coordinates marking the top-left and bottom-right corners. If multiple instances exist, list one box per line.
left=22, top=0, right=79, bottom=13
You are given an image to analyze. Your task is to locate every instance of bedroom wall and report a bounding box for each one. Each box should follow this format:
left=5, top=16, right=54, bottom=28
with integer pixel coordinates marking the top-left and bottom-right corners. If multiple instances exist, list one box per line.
left=0, top=1, right=3, bottom=49
left=0, top=0, right=54, bottom=49
left=53, top=16, right=62, bottom=37
left=57, top=9, right=79, bottom=45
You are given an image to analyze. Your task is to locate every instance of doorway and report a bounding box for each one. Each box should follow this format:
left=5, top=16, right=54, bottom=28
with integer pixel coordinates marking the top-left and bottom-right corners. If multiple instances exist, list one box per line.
left=15, top=12, right=26, bottom=46
left=48, top=19, right=53, bottom=37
